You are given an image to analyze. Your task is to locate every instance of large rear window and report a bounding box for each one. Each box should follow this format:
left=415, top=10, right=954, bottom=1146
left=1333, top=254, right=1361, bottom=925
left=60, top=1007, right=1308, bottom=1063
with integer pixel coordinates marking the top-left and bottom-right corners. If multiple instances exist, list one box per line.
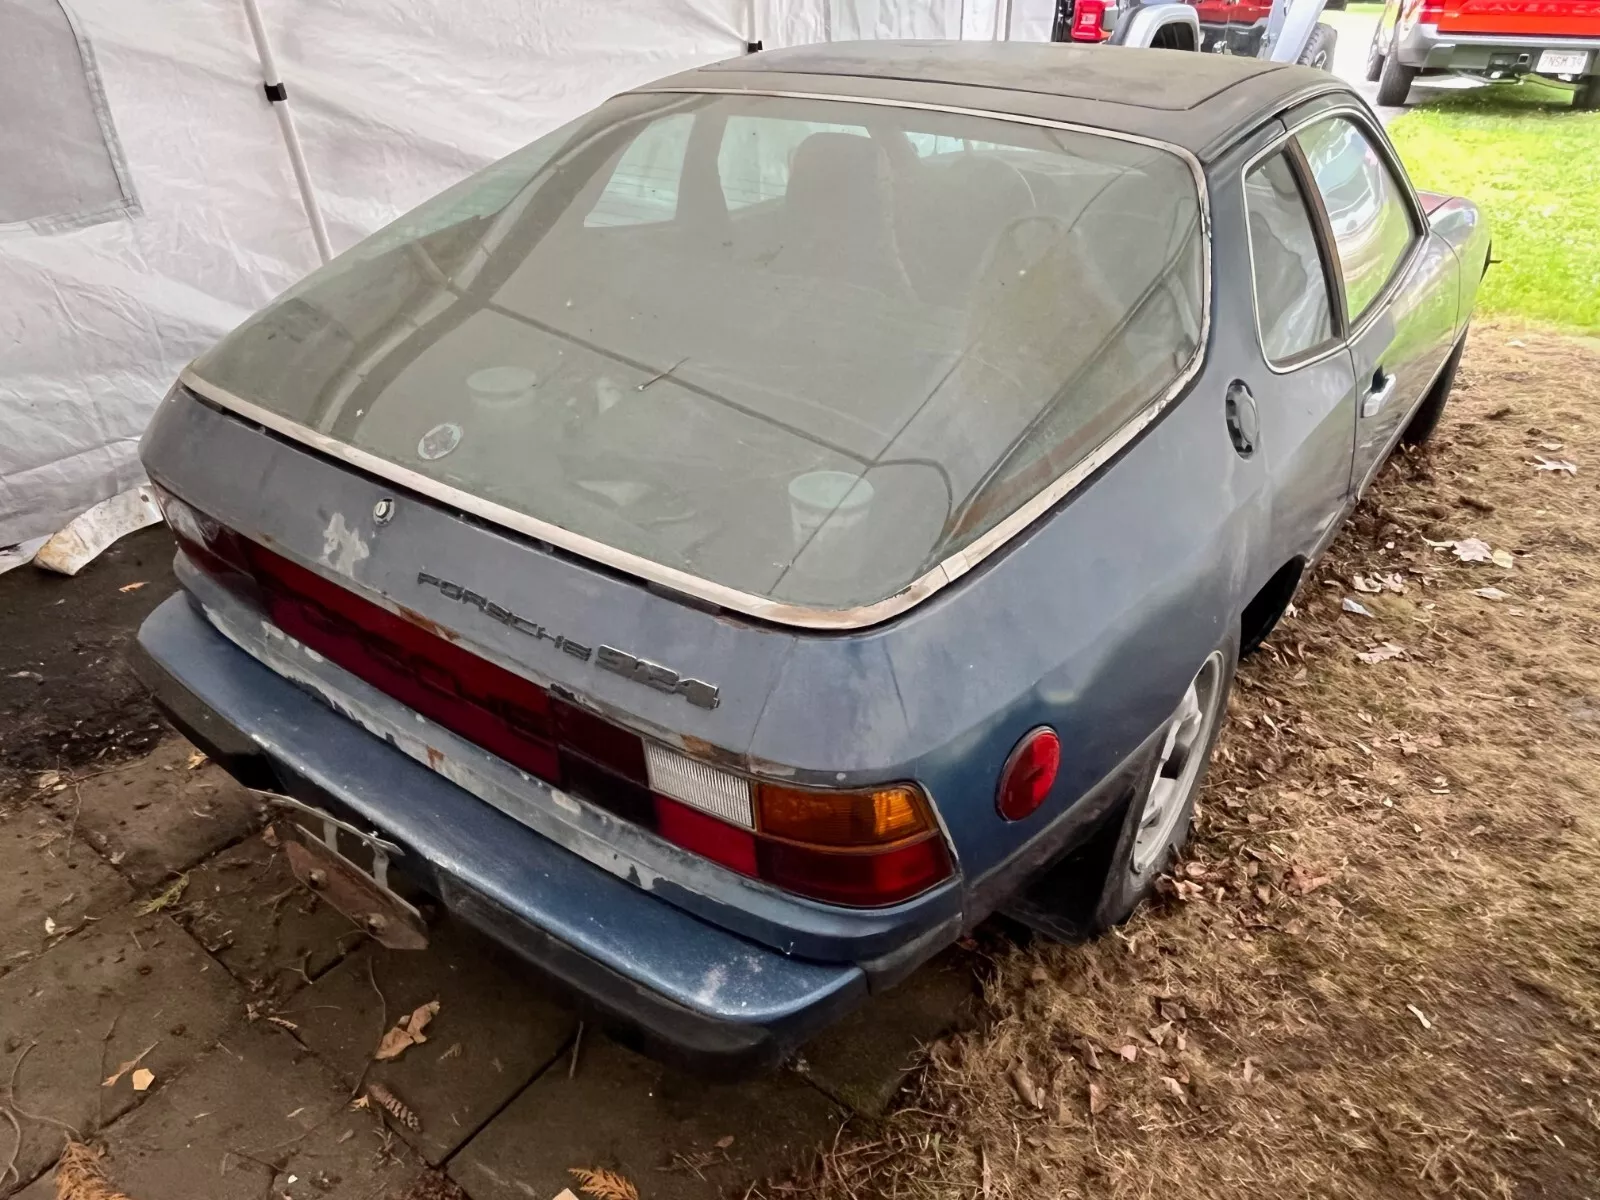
left=192, top=91, right=1205, bottom=615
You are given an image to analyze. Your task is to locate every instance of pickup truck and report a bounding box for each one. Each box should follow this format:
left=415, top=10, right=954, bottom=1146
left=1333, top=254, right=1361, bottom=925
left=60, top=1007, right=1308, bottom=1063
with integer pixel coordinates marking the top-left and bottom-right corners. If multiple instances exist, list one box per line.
left=1366, top=0, right=1600, bottom=106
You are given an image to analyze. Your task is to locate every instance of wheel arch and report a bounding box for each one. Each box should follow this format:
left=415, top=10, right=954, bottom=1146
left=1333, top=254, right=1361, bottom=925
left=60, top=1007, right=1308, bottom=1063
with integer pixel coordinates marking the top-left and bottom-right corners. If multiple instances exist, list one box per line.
left=1240, top=557, right=1306, bottom=657
left=1117, top=3, right=1202, bottom=49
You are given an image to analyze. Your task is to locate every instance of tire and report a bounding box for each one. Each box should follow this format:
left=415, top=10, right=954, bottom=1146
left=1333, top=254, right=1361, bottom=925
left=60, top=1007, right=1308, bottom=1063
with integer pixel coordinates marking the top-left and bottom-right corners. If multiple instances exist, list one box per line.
left=1375, top=30, right=1418, bottom=105
left=1090, top=646, right=1235, bottom=930
left=1365, top=24, right=1386, bottom=81
left=1401, top=330, right=1467, bottom=447
left=1576, top=76, right=1600, bottom=109
left=1298, top=22, right=1338, bottom=71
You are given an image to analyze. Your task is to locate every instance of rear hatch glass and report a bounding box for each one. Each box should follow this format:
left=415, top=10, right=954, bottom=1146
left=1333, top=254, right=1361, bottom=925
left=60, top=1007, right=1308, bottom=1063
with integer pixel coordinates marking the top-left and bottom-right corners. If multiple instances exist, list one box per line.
left=190, top=91, right=1205, bottom=615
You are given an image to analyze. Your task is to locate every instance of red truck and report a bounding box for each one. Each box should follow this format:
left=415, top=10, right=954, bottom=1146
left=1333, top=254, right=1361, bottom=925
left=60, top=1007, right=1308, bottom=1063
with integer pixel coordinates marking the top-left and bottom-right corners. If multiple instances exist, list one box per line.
left=1367, top=0, right=1600, bottom=106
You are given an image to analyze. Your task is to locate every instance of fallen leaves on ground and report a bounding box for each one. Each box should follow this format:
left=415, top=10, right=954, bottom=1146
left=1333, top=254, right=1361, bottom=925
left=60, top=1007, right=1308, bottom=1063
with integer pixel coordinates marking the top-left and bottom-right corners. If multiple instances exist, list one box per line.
left=569, top=1167, right=641, bottom=1200
left=117, top=581, right=146, bottom=593
left=54, top=1141, right=134, bottom=1200
left=136, top=874, right=188, bottom=915
left=129, top=1068, right=154, bottom=1092
left=375, top=999, right=441, bottom=1061
left=1356, top=642, right=1406, bottom=664
left=366, top=1082, right=421, bottom=1130
left=184, top=749, right=206, bottom=770
left=101, top=1044, right=157, bottom=1089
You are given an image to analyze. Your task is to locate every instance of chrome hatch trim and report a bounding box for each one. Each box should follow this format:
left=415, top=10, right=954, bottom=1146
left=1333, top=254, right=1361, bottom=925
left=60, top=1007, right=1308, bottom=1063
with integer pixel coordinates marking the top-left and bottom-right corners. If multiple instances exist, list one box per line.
left=180, top=90, right=1211, bottom=632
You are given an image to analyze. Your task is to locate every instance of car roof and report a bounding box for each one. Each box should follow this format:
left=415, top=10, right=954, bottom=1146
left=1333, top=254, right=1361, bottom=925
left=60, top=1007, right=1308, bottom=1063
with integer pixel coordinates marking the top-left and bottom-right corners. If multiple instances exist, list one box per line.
left=634, top=41, right=1348, bottom=161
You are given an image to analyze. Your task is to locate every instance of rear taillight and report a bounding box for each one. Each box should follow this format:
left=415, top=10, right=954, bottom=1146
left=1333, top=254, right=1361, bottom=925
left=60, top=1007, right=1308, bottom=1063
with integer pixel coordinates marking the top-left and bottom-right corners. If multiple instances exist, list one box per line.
left=1071, top=0, right=1109, bottom=41
left=156, top=488, right=953, bottom=907
left=1416, top=0, right=1444, bottom=21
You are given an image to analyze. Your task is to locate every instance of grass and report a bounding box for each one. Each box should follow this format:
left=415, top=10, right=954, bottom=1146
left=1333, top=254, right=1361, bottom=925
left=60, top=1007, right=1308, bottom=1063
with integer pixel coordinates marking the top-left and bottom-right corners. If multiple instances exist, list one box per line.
left=1387, top=80, right=1600, bottom=332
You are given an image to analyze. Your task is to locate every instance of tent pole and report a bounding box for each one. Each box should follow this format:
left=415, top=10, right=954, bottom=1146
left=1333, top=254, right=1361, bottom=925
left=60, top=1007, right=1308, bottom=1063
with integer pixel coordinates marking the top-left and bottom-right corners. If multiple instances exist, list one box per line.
left=240, top=0, right=333, bottom=264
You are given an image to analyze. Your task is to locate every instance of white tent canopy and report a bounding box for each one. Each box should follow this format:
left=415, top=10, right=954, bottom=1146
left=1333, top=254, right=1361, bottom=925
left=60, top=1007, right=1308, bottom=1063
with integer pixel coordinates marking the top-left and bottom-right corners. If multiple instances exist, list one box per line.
left=0, top=0, right=1060, bottom=554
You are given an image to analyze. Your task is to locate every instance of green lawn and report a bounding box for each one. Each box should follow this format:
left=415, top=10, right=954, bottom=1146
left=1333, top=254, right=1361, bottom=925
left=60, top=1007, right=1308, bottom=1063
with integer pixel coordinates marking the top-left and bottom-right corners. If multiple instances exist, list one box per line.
left=1386, top=81, right=1600, bottom=332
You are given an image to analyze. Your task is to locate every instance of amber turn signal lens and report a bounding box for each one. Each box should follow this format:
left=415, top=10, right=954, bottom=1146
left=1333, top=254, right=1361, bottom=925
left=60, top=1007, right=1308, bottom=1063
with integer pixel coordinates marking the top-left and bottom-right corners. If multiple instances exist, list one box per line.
left=756, top=782, right=934, bottom=847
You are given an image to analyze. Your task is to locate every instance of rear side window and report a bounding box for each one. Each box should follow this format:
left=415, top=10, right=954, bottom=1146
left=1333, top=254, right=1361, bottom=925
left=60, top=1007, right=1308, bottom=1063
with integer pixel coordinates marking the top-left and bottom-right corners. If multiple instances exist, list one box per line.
left=1244, top=151, right=1335, bottom=363
left=585, top=113, right=692, bottom=227
left=1298, top=117, right=1418, bottom=323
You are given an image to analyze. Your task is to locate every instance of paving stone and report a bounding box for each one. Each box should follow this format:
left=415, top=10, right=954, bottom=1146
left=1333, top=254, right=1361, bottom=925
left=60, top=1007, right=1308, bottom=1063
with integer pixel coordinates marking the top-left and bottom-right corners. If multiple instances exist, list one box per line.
left=294, top=920, right=578, bottom=1166
left=0, top=910, right=242, bottom=1186
left=798, top=949, right=979, bottom=1116
left=13, top=1022, right=418, bottom=1200
left=448, top=1035, right=844, bottom=1200
left=0, top=810, right=131, bottom=979
left=175, top=829, right=365, bottom=1002
left=39, top=737, right=265, bottom=889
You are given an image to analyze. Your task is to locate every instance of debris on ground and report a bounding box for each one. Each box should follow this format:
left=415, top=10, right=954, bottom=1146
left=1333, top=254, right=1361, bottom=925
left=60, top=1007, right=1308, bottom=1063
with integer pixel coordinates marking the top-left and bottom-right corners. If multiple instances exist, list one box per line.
left=365, top=1082, right=421, bottom=1131
left=136, top=874, right=188, bottom=915
left=52, top=1141, right=135, bottom=1200
left=101, top=1045, right=157, bottom=1089
left=375, top=999, right=441, bottom=1061
left=569, top=1166, right=641, bottom=1200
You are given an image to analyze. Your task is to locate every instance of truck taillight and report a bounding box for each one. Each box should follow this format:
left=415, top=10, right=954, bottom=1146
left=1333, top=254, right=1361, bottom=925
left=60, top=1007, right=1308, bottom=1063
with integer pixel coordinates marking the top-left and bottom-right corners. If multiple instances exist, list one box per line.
left=159, top=487, right=953, bottom=908
left=1071, top=0, right=1109, bottom=41
left=1416, top=0, right=1445, bottom=22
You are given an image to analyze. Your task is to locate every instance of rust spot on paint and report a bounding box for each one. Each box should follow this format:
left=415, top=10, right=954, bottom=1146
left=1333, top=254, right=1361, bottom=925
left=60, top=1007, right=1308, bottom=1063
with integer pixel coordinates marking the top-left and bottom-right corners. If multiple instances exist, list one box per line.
left=679, top=733, right=743, bottom=768
left=425, top=745, right=444, bottom=770
left=396, top=604, right=461, bottom=643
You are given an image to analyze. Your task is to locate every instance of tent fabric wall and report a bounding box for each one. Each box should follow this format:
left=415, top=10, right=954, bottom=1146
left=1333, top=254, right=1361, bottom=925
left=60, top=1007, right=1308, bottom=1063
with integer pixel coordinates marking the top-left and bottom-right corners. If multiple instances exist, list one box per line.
left=0, top=0, right=1024, bottom=547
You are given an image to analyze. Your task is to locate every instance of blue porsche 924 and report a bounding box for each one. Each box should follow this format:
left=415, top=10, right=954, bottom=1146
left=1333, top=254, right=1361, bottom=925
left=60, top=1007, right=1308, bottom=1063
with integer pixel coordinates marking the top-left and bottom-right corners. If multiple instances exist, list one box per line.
left=132, top=42, right=1487, bottom=1071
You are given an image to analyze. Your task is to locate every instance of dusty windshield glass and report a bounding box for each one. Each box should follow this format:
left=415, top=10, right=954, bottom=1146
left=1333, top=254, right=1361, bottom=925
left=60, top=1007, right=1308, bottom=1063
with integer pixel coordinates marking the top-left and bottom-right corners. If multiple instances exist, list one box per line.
left=192, top=92, right=1205, bottom=611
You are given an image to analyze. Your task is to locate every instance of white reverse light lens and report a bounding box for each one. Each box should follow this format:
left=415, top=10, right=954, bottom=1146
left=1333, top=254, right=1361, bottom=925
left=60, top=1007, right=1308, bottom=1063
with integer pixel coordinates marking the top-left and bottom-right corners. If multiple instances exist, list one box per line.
left=644, top=743, right=753, bottom=828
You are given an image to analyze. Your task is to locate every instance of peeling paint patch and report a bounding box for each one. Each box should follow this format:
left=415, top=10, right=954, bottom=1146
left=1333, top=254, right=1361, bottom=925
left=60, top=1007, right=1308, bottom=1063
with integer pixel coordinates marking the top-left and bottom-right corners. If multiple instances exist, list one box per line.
left=695, top=964, right=728, bottom=1006
left=319, top=511, right=369, bottom=576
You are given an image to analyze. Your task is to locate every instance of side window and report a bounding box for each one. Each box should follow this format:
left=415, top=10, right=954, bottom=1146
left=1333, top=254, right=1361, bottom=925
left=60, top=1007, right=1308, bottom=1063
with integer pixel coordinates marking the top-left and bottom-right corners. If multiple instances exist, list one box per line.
left=717, top=117, right=868, bottom=210
left=1243, top=151, right=1335, bottom=363
left=1297, top=117, right=1418, bottom=323
left=584, top=113, right=692, bottom=228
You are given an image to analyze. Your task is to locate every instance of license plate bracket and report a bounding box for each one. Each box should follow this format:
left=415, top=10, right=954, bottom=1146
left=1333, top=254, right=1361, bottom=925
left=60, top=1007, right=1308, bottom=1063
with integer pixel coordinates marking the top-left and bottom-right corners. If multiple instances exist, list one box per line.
left=261, top=792, right=429, bottom=950
left=1537, top=48, right=1589, bottom=75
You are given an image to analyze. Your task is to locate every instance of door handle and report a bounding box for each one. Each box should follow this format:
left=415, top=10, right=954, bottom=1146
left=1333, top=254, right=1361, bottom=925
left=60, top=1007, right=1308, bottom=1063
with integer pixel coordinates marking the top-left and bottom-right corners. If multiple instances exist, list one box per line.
left=1361, top=370, right=1397, bottom=418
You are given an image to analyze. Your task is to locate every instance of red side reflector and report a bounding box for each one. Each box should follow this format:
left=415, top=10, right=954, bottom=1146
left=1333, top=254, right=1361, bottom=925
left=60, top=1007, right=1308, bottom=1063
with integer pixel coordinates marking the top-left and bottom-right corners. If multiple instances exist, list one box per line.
left=996, top=727, right=1060, bottom=822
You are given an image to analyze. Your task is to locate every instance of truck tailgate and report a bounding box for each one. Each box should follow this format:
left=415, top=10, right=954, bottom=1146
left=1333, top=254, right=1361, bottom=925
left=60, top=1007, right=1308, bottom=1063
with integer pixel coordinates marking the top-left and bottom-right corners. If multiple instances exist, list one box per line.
left=1438, top=0, right=1600, bottom=37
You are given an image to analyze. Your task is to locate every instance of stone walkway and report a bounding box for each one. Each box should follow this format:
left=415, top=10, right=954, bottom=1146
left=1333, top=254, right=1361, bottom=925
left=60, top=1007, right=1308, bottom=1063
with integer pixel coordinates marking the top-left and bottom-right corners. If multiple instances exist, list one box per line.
left=1, top=738, right=975, bottom=1200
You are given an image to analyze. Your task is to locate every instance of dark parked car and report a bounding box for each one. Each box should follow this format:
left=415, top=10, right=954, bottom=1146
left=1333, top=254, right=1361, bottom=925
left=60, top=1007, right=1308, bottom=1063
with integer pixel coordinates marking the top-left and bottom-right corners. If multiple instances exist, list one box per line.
left=133, top=43, right=1487, bottom=1073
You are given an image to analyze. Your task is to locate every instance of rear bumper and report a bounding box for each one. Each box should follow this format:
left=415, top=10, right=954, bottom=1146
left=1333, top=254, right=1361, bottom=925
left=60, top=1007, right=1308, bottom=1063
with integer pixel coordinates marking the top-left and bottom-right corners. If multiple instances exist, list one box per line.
left=132, top=592, right=870, bottom=1075
left=1399, top=23, right=1600, bottom=72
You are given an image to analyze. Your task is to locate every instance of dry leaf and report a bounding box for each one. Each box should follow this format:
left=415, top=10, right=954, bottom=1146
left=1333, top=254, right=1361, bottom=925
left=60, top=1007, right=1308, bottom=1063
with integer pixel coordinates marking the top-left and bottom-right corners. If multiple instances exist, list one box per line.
left=1538, top=440, right=1564, bottom=451
left=1087, top=1081, right=1107, bottom=1115
left=184, top=749, right=207, bottom=770
left=1010, top=1063, right=1045, bottom=1109
left=375, top=999, right=441, bottom=1061
left=1472, top=587, right=1510, bottom=601
left=36, top=770, right=62, bottom=790
left=551, top=1192, right=582, bottom=1200
left=1077, top=1040, right=1101, bottom=1071
left=44, top=915, right=57, bottom=935
left=1289, top=863, right=1332, bottom=895
left=569, top=1167, right=641, bottom=1200
left=1356, top=642, right=1405, bottom=664
left=366, top=1082, right=421, bottom=1130
left=102, top=1043, right=158, bottom=1088
left=130, top=1068, right=154, bottom=1092
left=1341, top=597, right=1375, bottom=617
left=54, top=1141, right=134, bottom=1200
left=1117, top=1044, right=1138, bottom=1063
left=1450, top=538, right=1493, bottom=564
left=260, top=825, right=279, bottom=848
left=1160, top=1075, right=1188, bottom=1106
left=1491, top=549, right=1516, bottom=570
left=713, top=1134, right=734, bottom=1149
left=1242, top=1057, right=1259, bottom=1086
left=118, top=581, right=147, bottom=593
left=1406, top=1003, right=1433, bottom=1030
left=138, top=874, right=188, bottom=915
left=1147, top=1021, right=1173, bottom=1047
left=1351, top=574, right=1382, bottom=594
left=265, top=1015, right=299, bottom=1032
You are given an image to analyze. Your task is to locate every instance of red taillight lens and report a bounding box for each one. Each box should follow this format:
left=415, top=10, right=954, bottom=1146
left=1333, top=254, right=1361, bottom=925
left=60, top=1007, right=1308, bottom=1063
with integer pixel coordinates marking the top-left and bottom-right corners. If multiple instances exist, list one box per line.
left=1416, top=0, right=1445, bottom=21
left=159, top=489, right=954, bottom=907
left=997, top=727, right=1060, bottom=822
left=1071, top=0, right=1108, bottom=41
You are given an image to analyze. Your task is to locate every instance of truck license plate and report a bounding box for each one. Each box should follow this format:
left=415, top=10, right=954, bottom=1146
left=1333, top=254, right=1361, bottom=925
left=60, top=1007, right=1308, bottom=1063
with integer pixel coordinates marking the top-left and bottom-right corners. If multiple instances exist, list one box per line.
left=1537, top=49, right=1589, bottom=75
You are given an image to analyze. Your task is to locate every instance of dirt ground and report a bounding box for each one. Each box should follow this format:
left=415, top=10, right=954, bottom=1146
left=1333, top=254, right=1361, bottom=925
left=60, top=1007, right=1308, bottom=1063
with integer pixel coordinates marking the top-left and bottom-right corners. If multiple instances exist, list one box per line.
left=782, top=327, right=1600, bottom=1199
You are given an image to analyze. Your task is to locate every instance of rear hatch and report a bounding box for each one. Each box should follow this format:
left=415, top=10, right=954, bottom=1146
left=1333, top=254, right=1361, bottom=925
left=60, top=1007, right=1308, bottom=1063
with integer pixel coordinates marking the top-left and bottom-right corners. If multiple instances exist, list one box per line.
left=1437, top=0, right=1600, bottom=37
left=157, top=82, right=1206, bottom=914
